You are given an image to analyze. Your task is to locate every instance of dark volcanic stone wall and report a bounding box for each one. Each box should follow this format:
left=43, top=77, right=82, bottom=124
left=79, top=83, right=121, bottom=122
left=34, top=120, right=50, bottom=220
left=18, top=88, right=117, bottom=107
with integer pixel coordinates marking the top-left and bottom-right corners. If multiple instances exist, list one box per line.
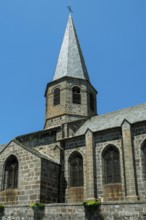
left=40, top=159, right=64, bottom=203
left=1, top=203, right=146, bottom=219
left=0, top=141, right=41, bottom=205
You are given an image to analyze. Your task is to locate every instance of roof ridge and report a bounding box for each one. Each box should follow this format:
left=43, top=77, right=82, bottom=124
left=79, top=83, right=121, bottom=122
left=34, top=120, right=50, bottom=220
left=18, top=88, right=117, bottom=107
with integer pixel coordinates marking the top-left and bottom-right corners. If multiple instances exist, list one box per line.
left=66, top=15, right=71, bottom=76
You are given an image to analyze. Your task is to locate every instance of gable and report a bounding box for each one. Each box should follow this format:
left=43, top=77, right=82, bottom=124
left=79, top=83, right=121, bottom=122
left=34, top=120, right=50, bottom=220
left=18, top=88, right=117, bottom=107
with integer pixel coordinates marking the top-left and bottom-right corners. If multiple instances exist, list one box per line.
left=0, top=144, right=6, bottom=153
left=0, top=140, right=40, bottom=161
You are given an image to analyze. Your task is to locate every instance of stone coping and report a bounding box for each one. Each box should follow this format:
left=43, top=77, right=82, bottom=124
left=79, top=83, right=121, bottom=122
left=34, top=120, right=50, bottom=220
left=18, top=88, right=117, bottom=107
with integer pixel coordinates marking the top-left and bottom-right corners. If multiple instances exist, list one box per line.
left=102, top=201, right=146, bottom=205
left=4, top=201, right=146, bottom=208
left=4, top=203, right=83, bottom=208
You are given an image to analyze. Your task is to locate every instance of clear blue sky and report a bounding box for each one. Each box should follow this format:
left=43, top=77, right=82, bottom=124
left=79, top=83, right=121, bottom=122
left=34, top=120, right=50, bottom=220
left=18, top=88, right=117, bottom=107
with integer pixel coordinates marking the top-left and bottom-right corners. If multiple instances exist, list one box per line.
left=0, top=0, right=146, bottom=144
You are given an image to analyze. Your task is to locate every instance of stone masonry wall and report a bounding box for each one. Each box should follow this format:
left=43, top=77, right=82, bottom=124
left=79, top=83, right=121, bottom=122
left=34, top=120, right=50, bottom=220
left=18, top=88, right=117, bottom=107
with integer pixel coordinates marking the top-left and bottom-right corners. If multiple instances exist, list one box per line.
left=18, top=131, right=56, bottom=148
left=63, top=122, right=146, bottom=203
left=101, top=202, right=146, bottom=220
left=1, top=203, right=146, bottom=220
left=45, top=77, right=96, bottom=129
left=40, top=159, right=62, bottom=203
left=132, top=122, right=146, bottom=200
left=46, top=115, right=87, bottom=131
left=35, top=143, right=61, bottom=164
left=94, top=129, right=125, bottom=201
left=0, top=141, right=41, bottom=205
left=93, top=122, right=146, bottom=202
left=64, top=137, right=86, bottom=203
left=0, top=204, right=100, bottom=220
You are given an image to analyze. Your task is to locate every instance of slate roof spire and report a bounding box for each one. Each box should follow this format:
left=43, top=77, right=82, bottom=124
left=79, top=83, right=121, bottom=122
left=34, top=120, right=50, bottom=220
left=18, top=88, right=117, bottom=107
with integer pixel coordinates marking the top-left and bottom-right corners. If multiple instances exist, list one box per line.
left=53, top=15, right=90, bottom=81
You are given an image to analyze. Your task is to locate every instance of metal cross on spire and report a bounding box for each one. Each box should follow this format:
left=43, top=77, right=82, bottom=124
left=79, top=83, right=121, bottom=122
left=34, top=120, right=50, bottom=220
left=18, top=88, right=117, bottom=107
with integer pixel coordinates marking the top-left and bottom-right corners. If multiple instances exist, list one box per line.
left=67, top=5, right=73, bottom=14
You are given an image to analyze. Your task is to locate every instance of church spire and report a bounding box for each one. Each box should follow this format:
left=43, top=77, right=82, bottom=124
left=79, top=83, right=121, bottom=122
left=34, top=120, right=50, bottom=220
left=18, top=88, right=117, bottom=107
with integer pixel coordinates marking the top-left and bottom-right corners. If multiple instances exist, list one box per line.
left=53, top=15, right=90, bottom=81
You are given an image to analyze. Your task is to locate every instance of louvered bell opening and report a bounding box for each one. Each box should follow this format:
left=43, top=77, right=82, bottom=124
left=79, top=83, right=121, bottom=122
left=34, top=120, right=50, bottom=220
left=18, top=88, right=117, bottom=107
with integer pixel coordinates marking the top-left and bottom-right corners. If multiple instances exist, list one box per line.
left=90, top=93, right=94, bottom=111
left=72, top=87, right=81, bottom=104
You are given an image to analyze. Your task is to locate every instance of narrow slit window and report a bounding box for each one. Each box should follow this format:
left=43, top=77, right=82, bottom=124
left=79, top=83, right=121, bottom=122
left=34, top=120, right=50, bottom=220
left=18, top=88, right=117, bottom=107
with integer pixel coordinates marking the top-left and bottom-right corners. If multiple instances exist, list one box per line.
left=54, top=88, right=60, bottom=106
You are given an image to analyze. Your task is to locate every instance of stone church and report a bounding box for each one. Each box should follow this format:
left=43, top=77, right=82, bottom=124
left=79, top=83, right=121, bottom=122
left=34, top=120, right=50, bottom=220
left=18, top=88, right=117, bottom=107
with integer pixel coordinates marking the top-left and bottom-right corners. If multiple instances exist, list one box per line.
left=1, top=15, right=146, bottom=219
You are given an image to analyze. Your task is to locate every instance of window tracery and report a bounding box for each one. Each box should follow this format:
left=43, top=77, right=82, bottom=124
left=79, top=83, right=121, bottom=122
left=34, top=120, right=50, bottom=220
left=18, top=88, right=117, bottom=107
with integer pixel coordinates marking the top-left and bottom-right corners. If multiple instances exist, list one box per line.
left=103, top=146, right=121, bottom=184
left=69, top=152, right=83, bottom=187
left=3, top=155, right=18, bottom=190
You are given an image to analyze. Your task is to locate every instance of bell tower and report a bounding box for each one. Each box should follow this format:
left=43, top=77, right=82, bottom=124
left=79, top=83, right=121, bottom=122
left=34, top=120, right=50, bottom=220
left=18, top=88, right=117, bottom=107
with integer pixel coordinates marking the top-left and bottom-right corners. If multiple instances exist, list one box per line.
left=44, top=15, right=97, bottom=129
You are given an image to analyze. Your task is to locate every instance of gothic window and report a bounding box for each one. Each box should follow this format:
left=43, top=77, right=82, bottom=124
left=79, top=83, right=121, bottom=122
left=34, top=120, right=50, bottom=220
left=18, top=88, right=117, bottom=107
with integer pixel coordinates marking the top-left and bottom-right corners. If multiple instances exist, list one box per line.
left=3, top=155, right=18, bottom=190
left=54, top=88, right=60, bottom=106
left=141, top=141, right=146, bottom=179
left=69, top=152, right=83, bottom=187
left=90, top=93, right=94, bottom=111
left=72, top=87, right=81, bottom=104
left=103, top=146, right=121, bottom=184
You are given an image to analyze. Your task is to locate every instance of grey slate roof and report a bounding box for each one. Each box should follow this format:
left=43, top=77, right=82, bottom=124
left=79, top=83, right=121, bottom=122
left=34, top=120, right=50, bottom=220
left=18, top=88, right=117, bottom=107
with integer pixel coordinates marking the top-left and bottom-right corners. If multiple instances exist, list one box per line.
left=75, top=102, right=146, bottom=136
left=53, top=15, right=90, bottom=82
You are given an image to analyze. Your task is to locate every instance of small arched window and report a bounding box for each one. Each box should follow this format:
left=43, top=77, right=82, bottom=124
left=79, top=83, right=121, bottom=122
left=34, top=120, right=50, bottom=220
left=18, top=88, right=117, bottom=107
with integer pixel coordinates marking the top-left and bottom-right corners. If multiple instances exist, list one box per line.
left=54, top=88, right=60, bottom=106
left=103, top=146, right=121, bottom=184
left=3, top=155, right=18, bottom=190
left=141, top=141, right=146, bottom=179
left=90, top=93, right=94, bottom=111
left=69, top=152, right=83, bottom=187
left=72, top=87, right=81, bottom=104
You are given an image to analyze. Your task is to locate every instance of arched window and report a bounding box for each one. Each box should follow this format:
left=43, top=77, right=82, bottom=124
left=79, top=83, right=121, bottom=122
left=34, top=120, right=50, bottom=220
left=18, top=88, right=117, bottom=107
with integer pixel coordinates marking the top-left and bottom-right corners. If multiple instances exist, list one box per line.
left=141, top=140, right=146, bottom=179
left=54, top=88, right=60, bottom=106
left=69, top=152, right=83, bottom=187
left=90, top=93, right=94, bottom=111
left=3, top=155, right=18, bottom=190
left=72, top=87, right=81, bottom=104
left=103, top=146, right=121, bottom=184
